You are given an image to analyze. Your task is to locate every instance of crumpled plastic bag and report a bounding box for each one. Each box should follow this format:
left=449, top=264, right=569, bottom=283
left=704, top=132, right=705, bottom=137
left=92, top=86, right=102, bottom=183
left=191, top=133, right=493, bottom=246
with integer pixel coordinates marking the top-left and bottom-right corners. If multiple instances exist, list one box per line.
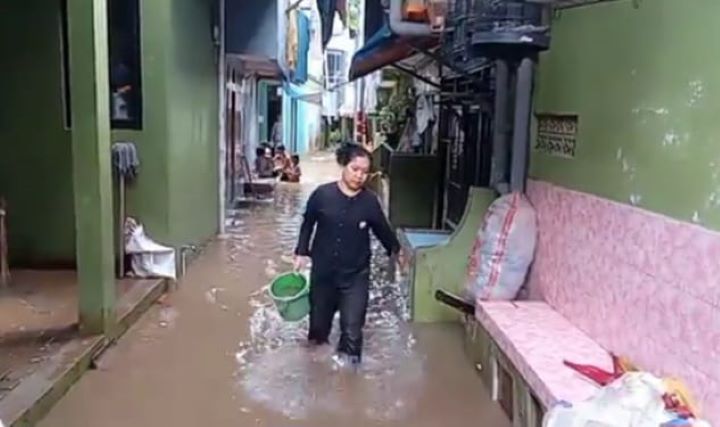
left=543, top=372, right=709, bottom=427
left=125, top=217, right=176, bottom=280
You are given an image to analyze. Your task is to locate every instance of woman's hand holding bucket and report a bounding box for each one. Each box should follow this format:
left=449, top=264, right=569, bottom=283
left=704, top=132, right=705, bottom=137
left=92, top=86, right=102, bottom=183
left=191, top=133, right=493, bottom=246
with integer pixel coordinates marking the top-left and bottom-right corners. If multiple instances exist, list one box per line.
left=293, top=255, right=310, bottom=273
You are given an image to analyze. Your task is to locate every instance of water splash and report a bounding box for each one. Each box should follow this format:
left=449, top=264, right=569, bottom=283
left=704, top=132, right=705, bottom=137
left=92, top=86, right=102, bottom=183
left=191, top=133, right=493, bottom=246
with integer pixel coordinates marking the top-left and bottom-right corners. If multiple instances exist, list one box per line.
left=236, top=244, right=423, bottom=421
left=226, top=185, right=424, bottom=421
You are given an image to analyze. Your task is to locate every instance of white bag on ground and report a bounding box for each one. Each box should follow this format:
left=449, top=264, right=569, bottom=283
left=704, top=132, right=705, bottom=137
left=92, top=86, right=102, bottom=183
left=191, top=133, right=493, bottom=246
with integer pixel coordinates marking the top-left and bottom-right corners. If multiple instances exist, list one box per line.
left=464, top=192, right=537, bottom=301
left=125, top=218, right=176, bottom=280
left=543, top=373, right=681, bottom=427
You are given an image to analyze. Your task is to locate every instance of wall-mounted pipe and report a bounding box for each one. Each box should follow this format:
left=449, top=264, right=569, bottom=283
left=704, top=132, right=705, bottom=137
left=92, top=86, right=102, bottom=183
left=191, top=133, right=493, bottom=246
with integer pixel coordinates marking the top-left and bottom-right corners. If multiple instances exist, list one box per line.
left=217, top=0, right=226, bottom=233
left=491, top=59, right=510, bottom=194
left=509, top=57, right=535, bottom=193
left=388, top=0, right=432, bottom=36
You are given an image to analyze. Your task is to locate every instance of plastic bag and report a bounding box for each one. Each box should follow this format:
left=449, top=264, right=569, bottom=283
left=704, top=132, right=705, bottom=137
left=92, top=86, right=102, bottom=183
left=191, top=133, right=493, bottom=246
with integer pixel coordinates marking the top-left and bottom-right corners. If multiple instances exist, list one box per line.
left=544, top=373, right=679, bottom=427
left=464, top=192, right=537, bottom=301
left=125, top=218, right=176, bottom=280
left=543, top=372, right=710, bottom=427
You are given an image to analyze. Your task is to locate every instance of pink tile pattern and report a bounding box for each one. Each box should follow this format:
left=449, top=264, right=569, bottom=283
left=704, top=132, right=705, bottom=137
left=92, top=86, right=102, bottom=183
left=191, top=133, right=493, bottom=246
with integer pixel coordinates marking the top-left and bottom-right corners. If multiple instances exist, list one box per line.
left=476, top=301, right=612, bottom=408
left=526, top=180, right=720, bottom=423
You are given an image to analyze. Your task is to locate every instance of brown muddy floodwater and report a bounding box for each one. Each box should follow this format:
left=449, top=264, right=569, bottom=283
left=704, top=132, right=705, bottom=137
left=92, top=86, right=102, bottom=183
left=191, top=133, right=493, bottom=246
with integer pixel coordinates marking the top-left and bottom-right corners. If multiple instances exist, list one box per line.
left=39, top=154, right=509, bottom=427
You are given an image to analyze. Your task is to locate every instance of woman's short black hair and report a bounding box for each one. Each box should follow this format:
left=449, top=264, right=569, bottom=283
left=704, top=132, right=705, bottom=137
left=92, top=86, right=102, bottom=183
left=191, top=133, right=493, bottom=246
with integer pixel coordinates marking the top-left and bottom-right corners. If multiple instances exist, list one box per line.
left=335, top=143, right=371, bottom=167
left=255, top=147, right=265, bottom=157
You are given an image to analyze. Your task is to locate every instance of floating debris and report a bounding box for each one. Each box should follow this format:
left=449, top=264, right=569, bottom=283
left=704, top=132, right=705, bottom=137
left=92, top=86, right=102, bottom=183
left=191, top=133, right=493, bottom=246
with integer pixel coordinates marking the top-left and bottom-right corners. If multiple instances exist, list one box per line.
left=158, top=306, right=179, bottom=328
left=205, top=287, right=225, bottom=305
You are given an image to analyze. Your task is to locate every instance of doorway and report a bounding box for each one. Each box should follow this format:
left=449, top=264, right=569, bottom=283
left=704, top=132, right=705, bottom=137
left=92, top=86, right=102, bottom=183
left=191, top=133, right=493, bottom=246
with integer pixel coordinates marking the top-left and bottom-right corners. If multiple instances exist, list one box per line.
left=258, top=79, right=282, bottom=148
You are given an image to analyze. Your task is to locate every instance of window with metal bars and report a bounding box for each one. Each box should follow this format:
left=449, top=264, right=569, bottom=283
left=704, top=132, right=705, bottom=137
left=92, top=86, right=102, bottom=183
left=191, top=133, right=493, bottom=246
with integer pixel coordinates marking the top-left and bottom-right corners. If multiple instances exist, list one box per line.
left=326, top=49, right=346, bottom=87
left=325, top=49, right=347, bottom=110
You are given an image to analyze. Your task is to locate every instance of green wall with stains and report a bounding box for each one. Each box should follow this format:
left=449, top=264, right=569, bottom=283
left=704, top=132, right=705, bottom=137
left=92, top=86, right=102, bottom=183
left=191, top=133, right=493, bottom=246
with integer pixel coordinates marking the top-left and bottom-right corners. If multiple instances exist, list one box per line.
left=0, top=2, right=76, bottom=266
left=0, top=0, right=219, bottom=266
left=165, top=0, right=220, bottom=245
left=114, top=0, right=172, bottom=244
left=118, top=0, right=219, bottom=247
left=531, top=0, right=720, bottom=228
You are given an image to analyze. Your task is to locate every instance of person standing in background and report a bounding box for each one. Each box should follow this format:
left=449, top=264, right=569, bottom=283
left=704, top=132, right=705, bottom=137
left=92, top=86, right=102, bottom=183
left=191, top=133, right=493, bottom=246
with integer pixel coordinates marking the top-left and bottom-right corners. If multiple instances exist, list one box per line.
left=270, top=119, right=283, bottom=148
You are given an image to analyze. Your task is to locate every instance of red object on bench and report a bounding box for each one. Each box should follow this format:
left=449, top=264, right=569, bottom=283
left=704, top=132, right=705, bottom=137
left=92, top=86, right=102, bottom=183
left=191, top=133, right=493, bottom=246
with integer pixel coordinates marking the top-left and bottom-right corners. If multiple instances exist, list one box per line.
left=476, top=301, right=613, bottom=409
left=562, top=360, right=620, bottom=386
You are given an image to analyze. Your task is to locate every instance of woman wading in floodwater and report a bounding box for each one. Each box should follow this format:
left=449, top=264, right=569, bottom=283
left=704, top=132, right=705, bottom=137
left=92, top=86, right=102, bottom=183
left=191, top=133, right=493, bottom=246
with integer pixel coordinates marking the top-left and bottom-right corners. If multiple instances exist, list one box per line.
left=294, top=144, right=402, bottom=368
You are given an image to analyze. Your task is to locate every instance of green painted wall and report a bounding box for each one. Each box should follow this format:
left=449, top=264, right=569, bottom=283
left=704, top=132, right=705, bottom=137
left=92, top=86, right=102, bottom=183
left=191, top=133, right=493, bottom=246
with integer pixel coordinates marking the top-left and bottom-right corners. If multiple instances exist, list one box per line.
left=166, top=0, right=220, bottom=245
left=116, top=0, right=219, bottom=247
left=0, top=0, right=219, bottom=267
left=0, top=1, right=76, bottom=266
left=113, top=0, right=172, bottom=244
left=412, top=188, right=496, bottom=323
left=531, top=0, right=720, bottom=229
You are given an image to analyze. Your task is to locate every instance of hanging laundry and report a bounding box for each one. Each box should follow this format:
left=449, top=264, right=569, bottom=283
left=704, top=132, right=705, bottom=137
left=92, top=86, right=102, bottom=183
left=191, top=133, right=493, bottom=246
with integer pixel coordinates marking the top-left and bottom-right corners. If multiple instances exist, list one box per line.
left=336, top=0, right=348, bottom=27
left=415, top=94, right=435, bottom=135
left=293, top=11, right=311, bottom=84
left=317, top=0, right=338, bottom=48
left=286, top=9, right=299, bottom=71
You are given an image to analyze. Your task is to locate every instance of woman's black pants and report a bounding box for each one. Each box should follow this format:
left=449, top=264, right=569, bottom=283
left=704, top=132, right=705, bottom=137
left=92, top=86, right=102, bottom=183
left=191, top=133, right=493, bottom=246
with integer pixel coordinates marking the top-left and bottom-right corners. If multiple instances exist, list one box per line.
left=308, top=267, right=370, bottom=360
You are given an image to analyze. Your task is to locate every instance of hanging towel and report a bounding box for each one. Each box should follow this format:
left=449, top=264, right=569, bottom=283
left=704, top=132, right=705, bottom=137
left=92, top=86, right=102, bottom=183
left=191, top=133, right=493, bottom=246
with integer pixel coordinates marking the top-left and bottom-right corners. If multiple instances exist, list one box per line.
left=111, top=141, right=140, bottom=180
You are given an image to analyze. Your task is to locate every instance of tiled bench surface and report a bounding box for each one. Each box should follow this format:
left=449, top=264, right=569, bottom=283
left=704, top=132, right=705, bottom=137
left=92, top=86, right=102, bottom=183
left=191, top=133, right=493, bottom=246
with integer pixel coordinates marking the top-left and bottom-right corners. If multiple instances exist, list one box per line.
left=476, top=301, right=613, bottom=409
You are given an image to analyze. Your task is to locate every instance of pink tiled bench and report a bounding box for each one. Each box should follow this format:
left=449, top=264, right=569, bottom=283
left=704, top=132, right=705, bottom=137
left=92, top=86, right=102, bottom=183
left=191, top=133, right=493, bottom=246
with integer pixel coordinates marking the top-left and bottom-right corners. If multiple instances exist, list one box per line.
left=474, top=301, right=613, bottom=419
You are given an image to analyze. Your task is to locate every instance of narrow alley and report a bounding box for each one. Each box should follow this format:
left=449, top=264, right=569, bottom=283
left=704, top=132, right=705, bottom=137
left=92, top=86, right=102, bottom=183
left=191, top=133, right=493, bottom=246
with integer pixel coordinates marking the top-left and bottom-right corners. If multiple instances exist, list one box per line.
left=38, top=155, right=508, bottom=427
left=4, top=1, right=720, bottom=426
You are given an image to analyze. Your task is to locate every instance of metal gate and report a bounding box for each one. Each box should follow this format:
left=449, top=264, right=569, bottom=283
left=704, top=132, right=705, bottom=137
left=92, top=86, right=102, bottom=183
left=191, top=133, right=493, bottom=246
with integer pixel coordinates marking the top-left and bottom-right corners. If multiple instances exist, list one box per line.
left=441, top=104, right=493, bottom=229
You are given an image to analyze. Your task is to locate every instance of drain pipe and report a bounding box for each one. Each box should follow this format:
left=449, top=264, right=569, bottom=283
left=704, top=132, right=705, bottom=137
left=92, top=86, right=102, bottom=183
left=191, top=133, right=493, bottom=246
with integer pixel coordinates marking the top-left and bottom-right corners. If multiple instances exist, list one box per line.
left=509, top=57, right=535, bottom=193
left=388, top=0, right=432, bottom=36
left=491, top=59, right=511, bottom=194
left=177, top=244, right=198, bottom=279
left=217, top=0, right=226, bottom=234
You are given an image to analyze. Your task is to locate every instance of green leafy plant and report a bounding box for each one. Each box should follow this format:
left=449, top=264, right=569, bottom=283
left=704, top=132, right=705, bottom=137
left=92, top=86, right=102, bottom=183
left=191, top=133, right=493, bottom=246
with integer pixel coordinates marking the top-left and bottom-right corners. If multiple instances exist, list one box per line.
left=329, top=129, right=343, bottom=144
left=348, top=0, right=361, bottom=36
left=376, top=71, right=413, bottom=141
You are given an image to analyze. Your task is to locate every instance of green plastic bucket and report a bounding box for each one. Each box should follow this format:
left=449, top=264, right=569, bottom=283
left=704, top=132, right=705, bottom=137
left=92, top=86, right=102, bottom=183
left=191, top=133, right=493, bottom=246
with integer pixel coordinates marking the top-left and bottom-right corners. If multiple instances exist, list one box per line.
left=268, top=272, right=310, bottom=321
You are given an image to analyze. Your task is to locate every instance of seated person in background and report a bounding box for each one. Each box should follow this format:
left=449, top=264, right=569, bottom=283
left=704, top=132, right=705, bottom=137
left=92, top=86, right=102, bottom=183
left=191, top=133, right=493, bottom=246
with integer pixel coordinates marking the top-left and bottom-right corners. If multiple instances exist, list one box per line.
left=273, top=145, right=291, bottom=176
left=254, top=146, right=275, bottom=178
left=280, top=155, right=302, bottom=183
